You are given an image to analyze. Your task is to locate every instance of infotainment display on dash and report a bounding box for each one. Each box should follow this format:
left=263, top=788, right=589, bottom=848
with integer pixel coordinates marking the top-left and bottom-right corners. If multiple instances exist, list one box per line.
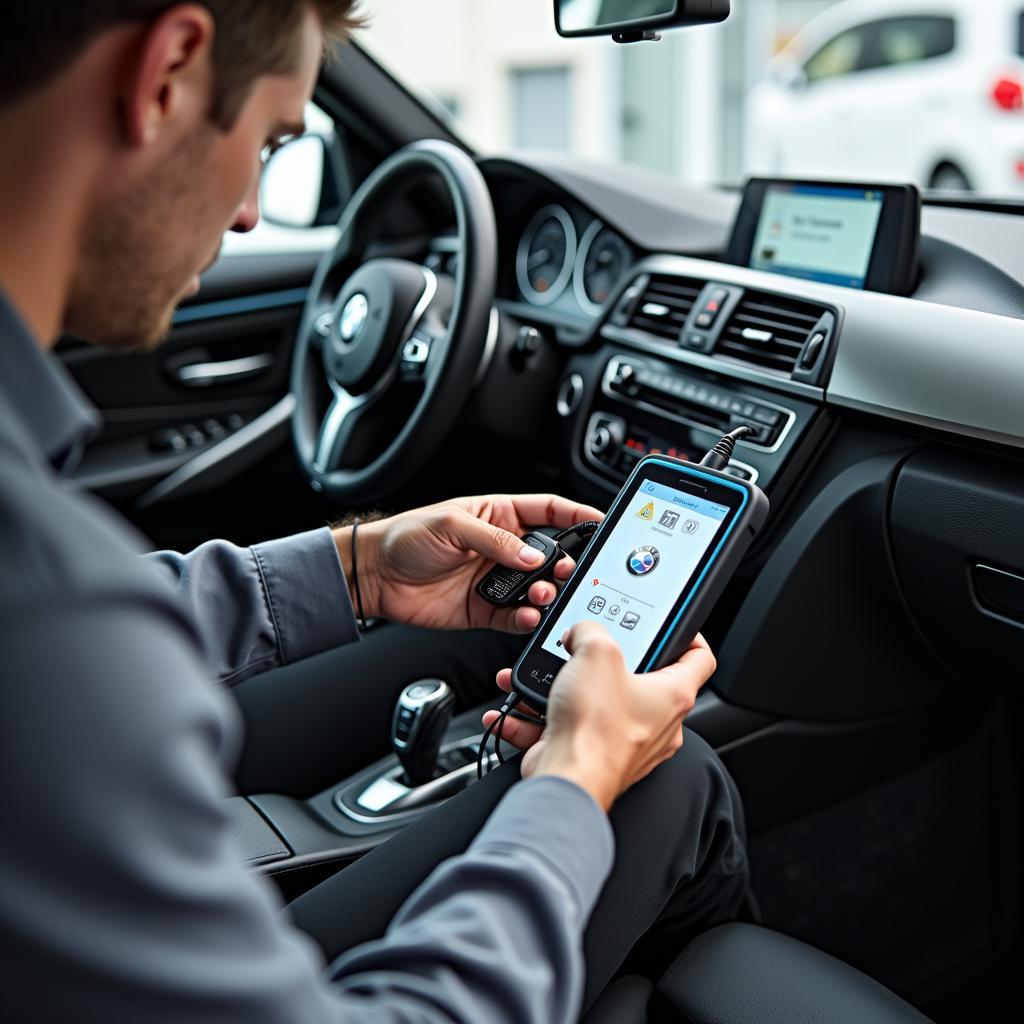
left=726, top=178, right=920, bottom=296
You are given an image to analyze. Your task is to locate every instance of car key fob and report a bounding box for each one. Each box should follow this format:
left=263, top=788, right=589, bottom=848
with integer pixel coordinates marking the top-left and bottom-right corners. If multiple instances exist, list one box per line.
left=476, top=532, right=562, bottom=607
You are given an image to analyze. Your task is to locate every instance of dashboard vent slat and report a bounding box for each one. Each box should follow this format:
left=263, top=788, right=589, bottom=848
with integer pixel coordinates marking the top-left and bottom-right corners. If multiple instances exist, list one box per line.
left=717, top=290, right=826, bottom=375
left=627, top=274, right=704, bottom=343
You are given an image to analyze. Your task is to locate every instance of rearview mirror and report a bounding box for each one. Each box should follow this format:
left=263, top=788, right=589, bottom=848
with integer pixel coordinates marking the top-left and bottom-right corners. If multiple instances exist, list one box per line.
left=555, top=0, right=729, bottom=39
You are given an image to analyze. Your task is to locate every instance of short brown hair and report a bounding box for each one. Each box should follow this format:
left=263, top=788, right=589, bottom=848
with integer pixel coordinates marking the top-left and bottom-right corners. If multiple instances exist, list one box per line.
left=0, top=1, right=362, bottom=126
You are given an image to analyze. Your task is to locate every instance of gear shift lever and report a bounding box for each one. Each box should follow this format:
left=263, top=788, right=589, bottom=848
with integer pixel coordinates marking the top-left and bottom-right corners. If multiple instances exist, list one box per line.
left=391, top=679, right=455, bottom=786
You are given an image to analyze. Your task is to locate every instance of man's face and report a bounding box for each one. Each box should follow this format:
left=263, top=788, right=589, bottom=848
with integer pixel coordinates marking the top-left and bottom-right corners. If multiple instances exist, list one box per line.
left=65, top=10, right=323, bottom=351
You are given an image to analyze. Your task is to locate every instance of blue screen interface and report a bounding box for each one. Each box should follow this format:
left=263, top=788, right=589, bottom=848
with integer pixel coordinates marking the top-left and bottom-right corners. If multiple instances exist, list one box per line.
left=541, top=478, right=729, bottom=672
left=750, top=184, right=884, bottom=288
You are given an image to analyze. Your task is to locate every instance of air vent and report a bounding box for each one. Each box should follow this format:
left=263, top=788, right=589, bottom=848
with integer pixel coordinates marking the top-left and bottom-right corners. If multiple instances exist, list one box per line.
left=717, top=291, right=825, bottom=375
left=627, top=275, right=704, bottom=343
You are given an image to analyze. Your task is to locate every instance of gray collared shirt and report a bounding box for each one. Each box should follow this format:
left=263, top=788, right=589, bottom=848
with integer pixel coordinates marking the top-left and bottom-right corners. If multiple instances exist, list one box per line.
left=0, top=290, right=613, bottom=1022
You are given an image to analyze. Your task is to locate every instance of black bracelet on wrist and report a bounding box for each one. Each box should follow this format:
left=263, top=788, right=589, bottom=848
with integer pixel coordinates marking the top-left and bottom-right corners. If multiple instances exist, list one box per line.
left=351, top=519, right=368, bottom=632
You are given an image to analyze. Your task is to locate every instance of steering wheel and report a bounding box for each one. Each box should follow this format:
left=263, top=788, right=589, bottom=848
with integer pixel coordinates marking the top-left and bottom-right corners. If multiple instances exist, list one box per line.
left=291, top=140, right=497, bottom=503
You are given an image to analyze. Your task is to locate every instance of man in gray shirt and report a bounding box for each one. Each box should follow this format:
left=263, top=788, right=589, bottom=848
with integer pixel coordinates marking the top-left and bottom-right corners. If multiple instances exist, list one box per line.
left=0, top=3, right=751, bottom=1021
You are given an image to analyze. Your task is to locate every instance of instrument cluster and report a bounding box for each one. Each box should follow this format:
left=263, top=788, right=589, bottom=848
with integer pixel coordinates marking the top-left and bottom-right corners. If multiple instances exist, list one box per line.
left=515, top=203, right=633, bottom=318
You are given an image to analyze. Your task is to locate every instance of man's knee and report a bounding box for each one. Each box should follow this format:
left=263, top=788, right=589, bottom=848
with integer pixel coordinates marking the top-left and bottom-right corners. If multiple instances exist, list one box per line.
left=615, top=727, right=749, bottom=885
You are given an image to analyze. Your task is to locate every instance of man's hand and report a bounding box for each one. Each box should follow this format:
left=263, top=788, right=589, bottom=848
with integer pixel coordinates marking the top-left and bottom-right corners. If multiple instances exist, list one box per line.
left=484, top=623, right=716, bottom=812
left=333, top=494, right=603, bottom=634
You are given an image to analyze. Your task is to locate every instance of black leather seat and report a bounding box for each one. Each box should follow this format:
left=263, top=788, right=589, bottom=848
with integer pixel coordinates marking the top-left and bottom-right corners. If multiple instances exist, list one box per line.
left=582, top=924, right=933, bottom=1024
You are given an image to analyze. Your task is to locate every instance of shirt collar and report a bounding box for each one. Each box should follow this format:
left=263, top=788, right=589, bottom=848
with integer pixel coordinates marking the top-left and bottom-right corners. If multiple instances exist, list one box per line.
left=0, top=290, right=101, bottom=474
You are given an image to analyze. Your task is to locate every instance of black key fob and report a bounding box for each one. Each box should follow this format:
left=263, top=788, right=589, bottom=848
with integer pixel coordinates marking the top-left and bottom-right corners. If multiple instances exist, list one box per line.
left=476, top=532, right=562, bottom=607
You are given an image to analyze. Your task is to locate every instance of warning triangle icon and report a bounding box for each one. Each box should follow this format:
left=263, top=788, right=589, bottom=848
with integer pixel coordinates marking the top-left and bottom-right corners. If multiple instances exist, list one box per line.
left=637, top=501, right=655, bottom=520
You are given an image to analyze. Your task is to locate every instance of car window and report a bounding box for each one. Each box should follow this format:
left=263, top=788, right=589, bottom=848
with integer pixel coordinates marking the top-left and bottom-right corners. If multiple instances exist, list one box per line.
left=874, top=16, right=956, bottom=67
left=220, top=102, right=343, bottom=258
left=803, top=24, right=874, bottom=84
left=1017, top=10, right=1024, bottom=57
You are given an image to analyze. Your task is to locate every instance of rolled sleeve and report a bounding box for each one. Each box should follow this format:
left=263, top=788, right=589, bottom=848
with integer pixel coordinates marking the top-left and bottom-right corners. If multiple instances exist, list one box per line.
left=148, top=527, right=359, bottom=687
left=251, top=527, right=360, bottom=666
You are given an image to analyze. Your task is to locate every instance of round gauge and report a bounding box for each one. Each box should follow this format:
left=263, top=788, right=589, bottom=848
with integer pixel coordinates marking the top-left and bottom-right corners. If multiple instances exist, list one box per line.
left=574, top=221, right=631, bottom=315
left=516, top=204, right=577, bottom=305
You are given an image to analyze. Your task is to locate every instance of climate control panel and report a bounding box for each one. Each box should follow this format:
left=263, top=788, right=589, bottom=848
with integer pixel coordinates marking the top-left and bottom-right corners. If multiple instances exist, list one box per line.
left=585, top=411, right=758, bottom=483
left=603, top=355, right=794, bottom=450
left=570, top=349, right=821, bottom=496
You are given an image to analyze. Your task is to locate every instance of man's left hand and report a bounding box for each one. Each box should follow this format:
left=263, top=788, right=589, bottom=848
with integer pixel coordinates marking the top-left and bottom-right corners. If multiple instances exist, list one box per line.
left=333, top=494, right=603, bottom=633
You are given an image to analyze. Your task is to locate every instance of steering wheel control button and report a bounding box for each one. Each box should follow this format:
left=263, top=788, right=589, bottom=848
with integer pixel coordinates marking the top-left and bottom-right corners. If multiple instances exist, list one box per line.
left=399, top=335, right=432, bottom=380
left=314, top=311, right=335, bottom=339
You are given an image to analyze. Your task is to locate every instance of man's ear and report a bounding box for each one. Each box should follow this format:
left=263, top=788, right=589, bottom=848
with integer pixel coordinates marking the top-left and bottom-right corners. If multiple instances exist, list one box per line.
left=119, top=3, right=216, bottom=148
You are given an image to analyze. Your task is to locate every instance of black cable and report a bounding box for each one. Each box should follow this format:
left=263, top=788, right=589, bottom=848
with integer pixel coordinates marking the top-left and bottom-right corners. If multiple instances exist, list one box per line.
left=476, top=713, right=501, bottom=780
left=477, top=693, right=521, bottom=778
left=552, top=520, right=601, bottom=546
left=507, top=706, right=545, bottom=725
left=350, top=519, right=367, bottom=632
left=699, top=425, right=754, bottom=471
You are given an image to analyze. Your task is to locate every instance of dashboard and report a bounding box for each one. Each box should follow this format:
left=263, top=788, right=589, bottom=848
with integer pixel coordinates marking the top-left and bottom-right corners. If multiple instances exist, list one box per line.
left=474, top=156, right=1024, bottom=496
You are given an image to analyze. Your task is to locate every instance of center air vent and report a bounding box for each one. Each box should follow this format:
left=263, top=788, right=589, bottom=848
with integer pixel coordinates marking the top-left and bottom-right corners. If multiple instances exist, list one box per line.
left=717, top=291, right=826, bottom=375
left=627, top=275, right=704, bottom=343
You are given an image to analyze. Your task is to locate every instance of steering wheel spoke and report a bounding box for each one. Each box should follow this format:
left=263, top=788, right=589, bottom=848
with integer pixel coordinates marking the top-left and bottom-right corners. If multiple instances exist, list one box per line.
left=313, top=383, right=378, bottom=475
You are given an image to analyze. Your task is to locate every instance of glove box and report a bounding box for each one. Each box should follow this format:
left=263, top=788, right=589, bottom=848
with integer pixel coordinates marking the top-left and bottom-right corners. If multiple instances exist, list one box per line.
left=890, top=447, right=1024, bottom=681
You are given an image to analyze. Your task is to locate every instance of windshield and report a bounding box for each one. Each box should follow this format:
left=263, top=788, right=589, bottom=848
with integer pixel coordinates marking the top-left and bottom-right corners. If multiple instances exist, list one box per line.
left=357, top=0, right=1024, bottom=200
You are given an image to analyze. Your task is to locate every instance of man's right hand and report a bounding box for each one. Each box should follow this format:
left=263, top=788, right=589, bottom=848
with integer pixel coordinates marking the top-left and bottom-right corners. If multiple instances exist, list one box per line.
left=484, top=622, right=717, bottom=812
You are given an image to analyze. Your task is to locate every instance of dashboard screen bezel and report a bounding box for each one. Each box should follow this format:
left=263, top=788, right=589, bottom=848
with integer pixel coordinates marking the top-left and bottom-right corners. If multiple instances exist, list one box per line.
left=726, top=178, right=921, bottom=296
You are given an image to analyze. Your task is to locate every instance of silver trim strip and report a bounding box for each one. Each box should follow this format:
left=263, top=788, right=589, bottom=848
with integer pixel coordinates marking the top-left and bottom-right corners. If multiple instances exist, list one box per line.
left=473, top=307, right=500, bottom=388
left=601, top=355, right=796, bottom=455
left=615, top=252, right=1024, bottom=449
left=174, top=352, right=273, bottom=386
left=313, top=385, right=361, bottom=473
left=827, top=295, right=1024, bottom=449
left=338, top=738, right=497, bottom=826
left=135, top=395, right=295, bottom=509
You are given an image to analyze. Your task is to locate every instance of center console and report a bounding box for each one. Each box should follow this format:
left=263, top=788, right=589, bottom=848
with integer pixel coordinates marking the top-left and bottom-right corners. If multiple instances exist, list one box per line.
left=553, top=249, right=844, bottom=509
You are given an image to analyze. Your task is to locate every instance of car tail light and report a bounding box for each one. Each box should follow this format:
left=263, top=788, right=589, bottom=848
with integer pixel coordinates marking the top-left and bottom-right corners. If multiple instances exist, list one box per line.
left=992, top=75, right=1024, bottom=110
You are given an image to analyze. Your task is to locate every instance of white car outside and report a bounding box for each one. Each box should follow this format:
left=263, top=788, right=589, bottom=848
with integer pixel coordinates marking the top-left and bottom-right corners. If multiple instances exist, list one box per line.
left=746, top=0, right=1024, bottom=195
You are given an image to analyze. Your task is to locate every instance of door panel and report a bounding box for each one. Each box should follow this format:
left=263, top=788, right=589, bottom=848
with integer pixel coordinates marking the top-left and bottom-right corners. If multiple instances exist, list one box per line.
left=62, top=250, right=326, bottom=543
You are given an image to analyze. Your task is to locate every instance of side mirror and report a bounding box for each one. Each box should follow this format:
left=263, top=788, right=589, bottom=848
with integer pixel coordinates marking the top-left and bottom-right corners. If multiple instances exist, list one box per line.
left=260, top=134, right=346, bottom=230
left=555, top=0, right=729, bottom=39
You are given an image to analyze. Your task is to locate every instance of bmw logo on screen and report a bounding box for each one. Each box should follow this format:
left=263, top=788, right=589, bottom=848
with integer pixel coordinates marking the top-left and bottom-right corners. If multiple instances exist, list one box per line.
left=626, top=545, right=660, bottom=576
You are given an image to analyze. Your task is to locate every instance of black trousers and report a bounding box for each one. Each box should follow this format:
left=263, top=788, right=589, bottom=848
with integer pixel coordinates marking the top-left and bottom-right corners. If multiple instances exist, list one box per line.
left=234, top=625, right=753, bottom=1011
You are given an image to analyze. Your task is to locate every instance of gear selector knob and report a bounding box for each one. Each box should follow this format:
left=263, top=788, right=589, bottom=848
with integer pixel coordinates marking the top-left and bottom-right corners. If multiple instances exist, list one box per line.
left=392, top=679, right=455, bottom=787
